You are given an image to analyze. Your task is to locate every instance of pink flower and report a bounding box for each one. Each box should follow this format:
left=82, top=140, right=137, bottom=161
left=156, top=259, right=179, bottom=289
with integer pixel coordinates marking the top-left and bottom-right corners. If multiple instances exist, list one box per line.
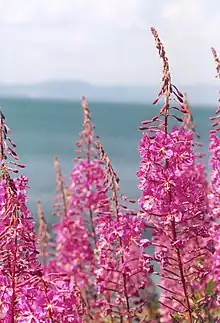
left=95, top=141, right=154, bottom=321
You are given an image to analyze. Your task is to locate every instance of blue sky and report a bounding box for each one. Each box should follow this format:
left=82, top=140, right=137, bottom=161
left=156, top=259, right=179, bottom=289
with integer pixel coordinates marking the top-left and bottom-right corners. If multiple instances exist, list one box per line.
left=0, top=0, right=219, bottom=85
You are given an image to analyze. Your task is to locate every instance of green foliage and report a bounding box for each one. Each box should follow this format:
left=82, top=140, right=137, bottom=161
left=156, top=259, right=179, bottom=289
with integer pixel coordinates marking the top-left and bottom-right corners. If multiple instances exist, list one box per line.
left=205, top=279, right=215, bottom=297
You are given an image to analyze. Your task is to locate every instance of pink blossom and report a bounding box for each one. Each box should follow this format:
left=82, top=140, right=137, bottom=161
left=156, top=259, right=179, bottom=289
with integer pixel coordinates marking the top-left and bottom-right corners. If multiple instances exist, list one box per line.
left=95, top=141, right=154, bottom=322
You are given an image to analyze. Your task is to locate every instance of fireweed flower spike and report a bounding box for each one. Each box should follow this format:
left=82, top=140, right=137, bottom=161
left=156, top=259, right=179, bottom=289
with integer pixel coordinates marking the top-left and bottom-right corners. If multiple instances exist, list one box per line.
left=95, top=141, right=154, bottom=323
left=0, top=111, right=83, bottom=322
left=67, top=97, right=110, bottom=316
left=182, top=94, right=200, bottom=139
left=0, top=112, right=53, bottom=322
left=53, top=156, right=68, bottom=218
left=210, top=47, right=220, bottom=306
left=137, top=27, right=213, bottom=322
left=47, top=156, right=93, bottom=316
left=48, top=97, right=108, bottom=319
left=37, top=200, right=51, bottom=270
left=68, top=97, right=107, bottom=249
left=0, top=110, right=43, bottom=321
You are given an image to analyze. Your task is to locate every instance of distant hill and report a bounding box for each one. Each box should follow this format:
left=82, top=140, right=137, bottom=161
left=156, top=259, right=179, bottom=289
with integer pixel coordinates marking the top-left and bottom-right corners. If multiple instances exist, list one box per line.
left=0, top=81, right=218, bottom=105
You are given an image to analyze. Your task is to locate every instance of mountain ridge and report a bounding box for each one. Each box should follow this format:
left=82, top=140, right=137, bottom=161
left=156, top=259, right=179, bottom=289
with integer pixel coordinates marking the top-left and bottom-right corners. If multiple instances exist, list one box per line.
left=0, top=80, right=218, bottom=105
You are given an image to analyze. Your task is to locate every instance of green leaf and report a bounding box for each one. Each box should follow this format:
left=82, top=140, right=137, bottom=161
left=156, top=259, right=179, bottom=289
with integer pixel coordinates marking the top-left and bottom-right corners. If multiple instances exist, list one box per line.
left=206, top=279, right=215, bottom=296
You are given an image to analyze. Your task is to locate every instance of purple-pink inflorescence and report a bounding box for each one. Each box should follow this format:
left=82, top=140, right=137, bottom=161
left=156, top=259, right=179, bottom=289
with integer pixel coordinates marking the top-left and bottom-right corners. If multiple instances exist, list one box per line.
left=47, top=97, right=108, bottom=320
left=95, top=141, right=154, bottom=322
left=209, top=47, right=220, bottom=307
left=0, top=111, right=83, bottom=322
left=137, top=28, right=215, bottom=323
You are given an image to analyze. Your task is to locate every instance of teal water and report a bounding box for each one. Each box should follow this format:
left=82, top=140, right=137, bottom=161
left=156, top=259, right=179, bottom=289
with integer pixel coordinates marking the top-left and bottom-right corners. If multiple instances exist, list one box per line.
left=0, top=98, right=216, bottom=227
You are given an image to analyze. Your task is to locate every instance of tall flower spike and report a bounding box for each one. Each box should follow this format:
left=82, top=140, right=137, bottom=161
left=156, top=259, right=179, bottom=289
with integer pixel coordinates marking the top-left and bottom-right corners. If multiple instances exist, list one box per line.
left=211, top=47, right=220, bottom=79
left=137, top=27, right=213, bottom=323
left=0, top=110, right=43, bottom=320
left=53, top=156, right=68, bottom=218
left=66, top=97, right=108, bottom=313
left=95, top=141, right=154, bottom=322
left=209, top=47, right=220, bottom=307
left=69, top=97, right=106, bottom=248
left=0, top=111, right=84, bottom=322
left=150, top=27, right=172, bottom=110
left=150, top=27, right=184, bottom=117
left=0, top=111, right=25, bottom=179
left=182, top=93, right=200, bottom=138
left=140, top=28, right=184, bottom=135
left=48, top=97, right=107, bottom=320
left=37, top=200, right=51, bottom=269
left=75, top=96, right=100, bottom=163
left=210, top=47, right=220, bottom=129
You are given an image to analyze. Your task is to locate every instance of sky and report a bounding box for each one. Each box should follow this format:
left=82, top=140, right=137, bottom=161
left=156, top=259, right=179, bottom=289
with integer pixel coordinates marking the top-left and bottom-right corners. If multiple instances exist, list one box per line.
left=0, top=0, right=219, bottom=85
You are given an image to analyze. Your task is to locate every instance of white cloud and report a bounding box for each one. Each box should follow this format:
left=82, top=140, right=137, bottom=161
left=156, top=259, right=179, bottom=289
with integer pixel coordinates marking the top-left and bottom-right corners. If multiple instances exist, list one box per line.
left=0, top=0, right=219, bottom=85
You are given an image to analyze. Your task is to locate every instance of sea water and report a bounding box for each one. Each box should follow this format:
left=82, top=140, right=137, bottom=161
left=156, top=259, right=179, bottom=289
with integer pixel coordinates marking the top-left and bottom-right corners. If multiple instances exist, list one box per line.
left=0, top=98, right=215, bottom=228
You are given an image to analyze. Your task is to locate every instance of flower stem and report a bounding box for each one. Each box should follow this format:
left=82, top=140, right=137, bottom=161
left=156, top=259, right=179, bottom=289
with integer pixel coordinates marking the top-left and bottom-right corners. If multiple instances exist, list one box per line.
left=171, top=219, right=192, bottom=323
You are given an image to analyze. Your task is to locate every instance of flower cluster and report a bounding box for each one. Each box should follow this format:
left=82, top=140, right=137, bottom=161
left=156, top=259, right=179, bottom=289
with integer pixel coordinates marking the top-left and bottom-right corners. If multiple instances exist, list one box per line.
left=137, top=28, right=217, bottom=323
left=209, top=47, right=220, bottom=307
left=0, top=111, right=83, bottom=322
left=47, top=98, right=110, bottom=319
left=95, top=141, right=154, bottom=322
